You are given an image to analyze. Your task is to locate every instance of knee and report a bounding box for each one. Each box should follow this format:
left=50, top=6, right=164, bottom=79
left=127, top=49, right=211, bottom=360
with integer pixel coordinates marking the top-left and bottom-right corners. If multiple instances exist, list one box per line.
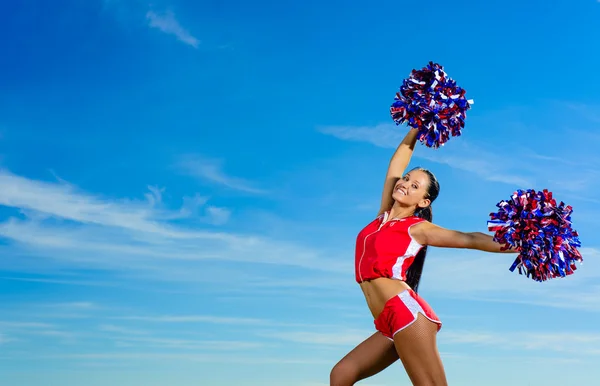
left=330, top=361, right=358, bottom=386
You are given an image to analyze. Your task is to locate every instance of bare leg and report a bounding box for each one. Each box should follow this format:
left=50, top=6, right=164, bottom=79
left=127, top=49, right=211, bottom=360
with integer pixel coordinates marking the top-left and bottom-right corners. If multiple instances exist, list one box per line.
left=330, top=331, right=398, bottom=386
left=393, top=314, right=448, bottom=386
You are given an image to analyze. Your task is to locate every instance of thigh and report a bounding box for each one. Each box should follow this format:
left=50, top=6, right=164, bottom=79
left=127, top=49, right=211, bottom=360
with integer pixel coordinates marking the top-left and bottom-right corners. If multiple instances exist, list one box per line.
left=393, top=314, right=447, bottom=386
left=331, top=331, right=398, bottom=385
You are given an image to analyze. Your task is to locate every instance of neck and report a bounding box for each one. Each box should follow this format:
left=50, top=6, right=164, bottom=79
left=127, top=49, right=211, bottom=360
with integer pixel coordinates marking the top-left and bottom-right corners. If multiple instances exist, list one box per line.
left=388, top=202, right=416, bottom=220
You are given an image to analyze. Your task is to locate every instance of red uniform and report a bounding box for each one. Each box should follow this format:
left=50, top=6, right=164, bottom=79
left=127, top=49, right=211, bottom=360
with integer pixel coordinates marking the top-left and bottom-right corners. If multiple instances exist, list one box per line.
left=355, top=211, right=442, bottom=340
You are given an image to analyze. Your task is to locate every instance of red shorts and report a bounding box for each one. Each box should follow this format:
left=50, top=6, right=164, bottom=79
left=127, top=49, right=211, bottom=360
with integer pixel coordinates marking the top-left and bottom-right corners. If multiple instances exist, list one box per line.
left=374, top=289, right=442, bottom=340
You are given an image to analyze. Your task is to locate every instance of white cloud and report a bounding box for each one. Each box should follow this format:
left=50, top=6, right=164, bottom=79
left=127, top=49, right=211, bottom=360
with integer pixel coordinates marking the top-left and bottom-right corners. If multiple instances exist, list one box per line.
left=2, top=163, right=596, bottom=312
left=0, top=164, right=595, bottom=315
left=0, top=276, right=112, bottom=287
left=109, top=314, right=352, bottom=332
left=8, top=302, right=103, bottom=320
left=98, top=325, right=149, bottom=336
left=0, top=169, right=225, bottom=232
left=260, top=322, right=600, bottom=358
left=0, top=172, right=219, bottom=231
left=175, top=193, right=231, bottom=225
left=146, top=10, right=199, bottom=48
left=0, top=320, right=76, bottom=341
left=0, top=321, right=55, bottom=329
left=319, top=124, right=404, bottom=149
left=41, top=302, right=97, bottom=310
left=32, top=352, right=330, bottom=365
left=0, top=167, right=348, bottom=291
left=319, top=124, right=533, bottom=187
left=442, top=330, right=600, bottom=356
left=420, top=247, right=600, bottom=312
left=204, top=205, right=231, bottom=225
left=112, top=336, right=264, bottom=351
left=177, top=155, right=267, bottom=194
left=565, top=102, right=600, bottom=124
left=177, top=193, right=208, bottom=217
left=263, top=329, right=371, bottom=346
left=0, top=218, right=346, bottom=275
left=318, top=118, right=600, bottom=202
left=113, top=315, right=267, bottom=325
left=0, top=333, right=13, bottom=345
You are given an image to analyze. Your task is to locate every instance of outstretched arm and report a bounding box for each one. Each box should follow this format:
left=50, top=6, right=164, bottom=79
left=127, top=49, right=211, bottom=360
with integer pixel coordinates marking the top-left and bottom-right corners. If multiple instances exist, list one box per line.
left=378, top=129, right=419, bottom=216
left=411, top=221, right=517, bottom=253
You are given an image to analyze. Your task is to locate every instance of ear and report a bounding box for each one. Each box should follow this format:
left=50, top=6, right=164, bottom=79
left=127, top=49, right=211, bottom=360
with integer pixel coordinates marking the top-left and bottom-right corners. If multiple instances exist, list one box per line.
left=417, top=198, right=431, bottom=209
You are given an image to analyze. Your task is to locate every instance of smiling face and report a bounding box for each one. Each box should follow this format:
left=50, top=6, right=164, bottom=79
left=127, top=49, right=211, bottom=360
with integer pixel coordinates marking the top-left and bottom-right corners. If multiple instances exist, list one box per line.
left=391, top=169, right=432, bottom=211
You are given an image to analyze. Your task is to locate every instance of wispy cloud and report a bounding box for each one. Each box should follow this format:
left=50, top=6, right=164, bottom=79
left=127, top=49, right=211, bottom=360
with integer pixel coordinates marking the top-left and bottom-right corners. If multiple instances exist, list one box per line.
left=98, top=324, right=149, bottom=336
left=319, top=118, right=600, bottom=209
left=260, top=322, right=600, bottom=358
left=0, top=217, right=346, bottom=275
left=111, top=336, right=264, bottom=351
left=0, top=168, right=345, bottom=287
left=109, top=313, right=351, bottom=332
left=0, top=166, right=595, bottom=313
left=421, top=247, right=600, bottom=312
left=566, top=102, right=600, bottom=124
left=41, top=302, right=98, bottom=310
left=443, top=330, right=600, bottom=356
left=2, top=163, right=596, bottom=313
left=0, top=321, right=55, bottom=329
left=0, top=333, right=13, bottom=344
left=263, top=329, right=371, bottom=346
left=204, top=205, right=231, bottom=225
left=177, top=155, right=267, bottom=194
left=319, top=124, right=404, bottom=149
left=0, top=320, right=76, bottom=342
left=9, top=302, right=103, bottom=320
left=0, top=169, right=228, bottom=231
left=146, top=10, right=199, bottom=48
left=32, top=352, right=330, bottom=365
left=177, top=193, right=231, bottom=225
left=114, top=315, right=267, bottom=325
left=318, top=124, right=533, bottom=187
left=0, top=276, right=113, bottom=287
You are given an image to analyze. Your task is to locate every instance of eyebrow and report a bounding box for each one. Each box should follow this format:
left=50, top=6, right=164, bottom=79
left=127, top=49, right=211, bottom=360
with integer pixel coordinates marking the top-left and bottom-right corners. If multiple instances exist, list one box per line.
left=404, top=174, right=420, bottom=186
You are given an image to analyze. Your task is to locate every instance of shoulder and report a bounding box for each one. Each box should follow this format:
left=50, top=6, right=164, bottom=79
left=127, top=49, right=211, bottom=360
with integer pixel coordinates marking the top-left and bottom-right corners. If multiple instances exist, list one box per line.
left=401, top=216, right=428, bottom=227
left=408, top=219, right=433, bottom=244
left=405, top=216, right=426, bottom=224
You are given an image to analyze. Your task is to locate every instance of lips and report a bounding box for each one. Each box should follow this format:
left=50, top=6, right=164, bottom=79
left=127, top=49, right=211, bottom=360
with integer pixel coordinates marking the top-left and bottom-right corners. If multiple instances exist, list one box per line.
left=395, top=187, right=406, bottom=196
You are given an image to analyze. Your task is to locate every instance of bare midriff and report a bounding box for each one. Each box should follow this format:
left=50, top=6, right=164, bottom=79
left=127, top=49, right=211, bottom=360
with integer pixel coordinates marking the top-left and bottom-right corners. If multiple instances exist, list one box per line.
left=359, top=277, right=411, bottom=319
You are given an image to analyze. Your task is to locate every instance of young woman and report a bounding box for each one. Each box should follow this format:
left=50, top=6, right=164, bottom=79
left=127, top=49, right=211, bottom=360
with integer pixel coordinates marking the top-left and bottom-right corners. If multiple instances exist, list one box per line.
left=330, top=129, right=516, bottom=386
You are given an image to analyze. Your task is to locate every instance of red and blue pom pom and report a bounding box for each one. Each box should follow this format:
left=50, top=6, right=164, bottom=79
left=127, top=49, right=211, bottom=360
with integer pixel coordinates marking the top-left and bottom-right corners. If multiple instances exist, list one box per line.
left=390, top=62, right=473, bottom=149
left=487, top=189, right=583, bottom=282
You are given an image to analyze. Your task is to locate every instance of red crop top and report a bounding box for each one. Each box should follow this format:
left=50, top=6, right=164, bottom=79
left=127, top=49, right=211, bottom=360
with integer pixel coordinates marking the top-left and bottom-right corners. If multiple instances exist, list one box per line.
left=355, top=211, right=425, bottom=283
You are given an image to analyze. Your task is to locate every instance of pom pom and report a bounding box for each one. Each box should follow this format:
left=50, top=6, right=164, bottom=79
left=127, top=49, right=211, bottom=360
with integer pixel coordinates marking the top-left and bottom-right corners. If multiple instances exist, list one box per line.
left=487, top=189, right=583, bottom=282
left=390, top=62, right=473, bottom=148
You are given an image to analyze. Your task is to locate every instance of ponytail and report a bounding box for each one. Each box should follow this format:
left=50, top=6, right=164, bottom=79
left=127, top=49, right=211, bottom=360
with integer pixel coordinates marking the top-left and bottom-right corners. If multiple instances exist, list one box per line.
left=404, top=205, right=432, bottom=293
left=415, top=205, right=432, bottom=222
left=401, top=167, right=440, bottom=293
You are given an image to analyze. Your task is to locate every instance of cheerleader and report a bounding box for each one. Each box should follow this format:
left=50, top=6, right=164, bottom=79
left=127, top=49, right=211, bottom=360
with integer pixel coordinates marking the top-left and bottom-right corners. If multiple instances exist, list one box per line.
left=330, top=129, right=517, bottom=386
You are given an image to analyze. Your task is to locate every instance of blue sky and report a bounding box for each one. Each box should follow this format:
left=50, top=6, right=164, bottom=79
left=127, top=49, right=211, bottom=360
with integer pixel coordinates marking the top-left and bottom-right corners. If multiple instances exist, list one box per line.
left=1, top=0, right=600, bottom=385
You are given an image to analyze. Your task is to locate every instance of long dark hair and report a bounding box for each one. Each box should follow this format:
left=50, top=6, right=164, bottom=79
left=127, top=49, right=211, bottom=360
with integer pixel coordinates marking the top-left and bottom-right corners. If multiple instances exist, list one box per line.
left=404, top=167, right=440, bottom=293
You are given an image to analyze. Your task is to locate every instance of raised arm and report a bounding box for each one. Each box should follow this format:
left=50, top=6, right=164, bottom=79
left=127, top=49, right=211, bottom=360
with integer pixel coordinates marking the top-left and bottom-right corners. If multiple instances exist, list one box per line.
left=410, top=221, right=517, bottom=253
left=378, top=129, right=419, bottom=216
